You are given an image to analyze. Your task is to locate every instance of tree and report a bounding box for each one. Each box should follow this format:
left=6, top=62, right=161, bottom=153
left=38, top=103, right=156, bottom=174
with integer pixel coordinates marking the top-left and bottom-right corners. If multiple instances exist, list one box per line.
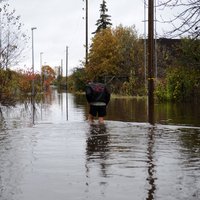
left=0, top=68, right=18, bottom=106
left=70, top=67, right=86, bottom=92
left=86, top=25, right=145, bottom=95
left=113, top=25, right=136, bottom=76
left=155, top=37, right=200, bottom=102
left=155, top=38, right=181, bottom=78
left=178, top=37, right=200, bottom=69
left=158, top=0, right=200, bottom=38
left=93, top=0, right=112, bottom=34
left=17, top=68, right=38, bottom=94
left=42, top=65, right=56, bottom=91
left=86, top=28, right=120, bottom=80
left=156, top=66, right=200, bottom=102
left=113, top=25, right=145, bottom=95
left=113, top=25, right=144, bottom=78
left=0, top=3, right=29, bottom=69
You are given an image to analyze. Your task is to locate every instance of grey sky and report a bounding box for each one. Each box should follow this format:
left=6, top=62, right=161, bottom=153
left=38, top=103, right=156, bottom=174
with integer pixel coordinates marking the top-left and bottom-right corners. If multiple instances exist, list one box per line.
left=8, top=0, right=169, bottom=74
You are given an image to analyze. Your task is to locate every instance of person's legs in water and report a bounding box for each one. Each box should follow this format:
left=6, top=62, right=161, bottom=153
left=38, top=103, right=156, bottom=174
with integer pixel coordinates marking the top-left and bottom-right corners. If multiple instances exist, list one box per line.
left=88, top=105, right=106, bottom=123
left=98, top=117, right=104, bottom=124
left=98, top=106, right=106, bottom=124
left=88, top=105, right=97, bottom=123
left=88, top=113, right=95, bottom=123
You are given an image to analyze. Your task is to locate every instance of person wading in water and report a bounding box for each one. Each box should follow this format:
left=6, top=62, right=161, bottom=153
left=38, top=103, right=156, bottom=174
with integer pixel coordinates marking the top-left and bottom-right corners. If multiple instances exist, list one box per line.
left=85, top=80, right=110, bottom=124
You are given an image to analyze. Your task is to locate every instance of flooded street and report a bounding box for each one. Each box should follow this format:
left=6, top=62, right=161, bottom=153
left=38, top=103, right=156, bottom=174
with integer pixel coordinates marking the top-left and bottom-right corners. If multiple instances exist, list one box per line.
left=0, top=89, right=200, bottom=200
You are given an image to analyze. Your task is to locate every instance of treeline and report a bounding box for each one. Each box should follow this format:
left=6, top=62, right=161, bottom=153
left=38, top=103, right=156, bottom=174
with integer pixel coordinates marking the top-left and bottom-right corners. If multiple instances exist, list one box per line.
left=1, top=25, right=199, bottom=104
left=69, top=25, right=200, bottom=102
left=0, top=66, right=56, bottom=106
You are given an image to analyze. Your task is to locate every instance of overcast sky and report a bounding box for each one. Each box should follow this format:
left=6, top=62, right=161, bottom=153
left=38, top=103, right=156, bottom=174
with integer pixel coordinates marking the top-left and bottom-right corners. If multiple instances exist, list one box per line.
left=8, top=0, right=169, bottom=74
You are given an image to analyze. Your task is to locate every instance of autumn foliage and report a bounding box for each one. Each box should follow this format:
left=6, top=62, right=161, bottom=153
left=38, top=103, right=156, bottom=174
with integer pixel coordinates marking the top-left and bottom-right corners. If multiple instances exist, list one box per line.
left=85, top=26, right=145, bottom=95
left=0, top=65, right=56, bottom=106
left=41, top=65, right=56, bottom=91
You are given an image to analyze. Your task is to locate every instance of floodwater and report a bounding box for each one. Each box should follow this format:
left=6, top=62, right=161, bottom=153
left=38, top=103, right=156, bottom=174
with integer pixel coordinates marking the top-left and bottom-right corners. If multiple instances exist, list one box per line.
left=0, top=89, right=200, bottom=200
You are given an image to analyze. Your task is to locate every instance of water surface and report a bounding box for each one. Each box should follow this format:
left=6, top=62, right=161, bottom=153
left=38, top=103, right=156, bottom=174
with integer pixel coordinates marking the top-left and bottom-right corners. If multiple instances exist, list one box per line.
left=0, top=90, right=200, bottom=200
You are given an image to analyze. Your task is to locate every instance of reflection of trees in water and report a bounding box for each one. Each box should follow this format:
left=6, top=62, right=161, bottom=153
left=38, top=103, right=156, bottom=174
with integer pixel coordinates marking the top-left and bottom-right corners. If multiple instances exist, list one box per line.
left=73, top=93, right=200, bottom=126
left=73, top=94, right=86, bottom=106
left=179, top=129, right=200, bottom=153
left=108, top=98, right=147, bottom=122
left=179, top=128, right=200, bottom=187
left=0, top=112, right=7, bottom=131
left=173, top=128, right=200, bottom=198
left=156, top=103, right=200, bottom=126
left=86, top=124, right=110, bottom=178
left=0, top=96, right=45, bottom=129
left=73, top=94, right=88, bottom=119
left=146, top=127, right=156, bottom=200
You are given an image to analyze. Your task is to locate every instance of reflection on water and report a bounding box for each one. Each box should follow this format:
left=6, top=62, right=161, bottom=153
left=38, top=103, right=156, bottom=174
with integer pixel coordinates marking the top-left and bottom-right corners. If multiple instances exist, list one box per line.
left=0, top=89, right=200, bottom=129
left=0, top=89, right=200, bottom=200
left=107, top=97, right=148, bottom=122
left=75, top=94, right=200, bottom=127
left=86, top=124, right=110, bottom=179
left=146, top=127, right=156, bottom=200
left=155, top=103, right=200, bottom=126
left=0, top=123, right=200, bottom=199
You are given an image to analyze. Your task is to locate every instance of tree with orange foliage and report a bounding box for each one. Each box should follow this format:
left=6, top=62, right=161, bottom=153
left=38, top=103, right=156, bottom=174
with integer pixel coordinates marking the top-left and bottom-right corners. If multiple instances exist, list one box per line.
left=41, top=65, right=56, bottom=91
left=17, top=68, right=42, bottom=94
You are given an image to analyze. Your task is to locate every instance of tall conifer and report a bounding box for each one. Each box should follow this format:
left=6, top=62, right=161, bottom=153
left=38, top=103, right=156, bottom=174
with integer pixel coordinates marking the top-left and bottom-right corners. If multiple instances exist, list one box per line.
left=93, top=0, right=112, bottom=34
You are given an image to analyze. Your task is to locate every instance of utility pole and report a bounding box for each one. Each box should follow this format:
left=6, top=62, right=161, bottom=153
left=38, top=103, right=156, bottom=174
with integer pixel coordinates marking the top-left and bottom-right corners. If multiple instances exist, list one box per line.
left=40, top=52, right=43, bottom=120
left=0, top=8, right=2, bottom=69
left=66, top=46, right=68, bottom=91
left=148, top=0, right=155, bottom=124
left=66, top=46, right=69, bottom=121
left=61, top=59, right=63, bottom=77
left=85, top=0, right=88, bottom=65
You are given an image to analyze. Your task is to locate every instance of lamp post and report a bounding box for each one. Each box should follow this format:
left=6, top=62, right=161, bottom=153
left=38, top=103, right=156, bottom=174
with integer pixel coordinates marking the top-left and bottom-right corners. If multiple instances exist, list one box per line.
left=0, top=8, right=2, bottom=68
left=85, top=0, right=88, bottom=65
left=66, top=46, right=69, bottom=121
left=31, top=27, right=37, bottom=96
left=40, top=52, right=43, bottom=92
left=31, top=27, right=37, bottom=124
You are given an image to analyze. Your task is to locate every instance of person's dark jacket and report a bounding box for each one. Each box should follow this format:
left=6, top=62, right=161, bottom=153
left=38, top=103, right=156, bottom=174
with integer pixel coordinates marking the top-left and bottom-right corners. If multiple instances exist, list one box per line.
left=85, top=82, right=110, bottom=105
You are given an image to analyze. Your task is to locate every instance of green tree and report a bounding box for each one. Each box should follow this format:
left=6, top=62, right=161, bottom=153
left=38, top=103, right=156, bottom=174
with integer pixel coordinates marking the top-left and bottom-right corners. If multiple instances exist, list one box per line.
left=167, top=67, right=199, bottom=102
left=154, top=39, right=181, bottom=78
left=155, top=38, right=200, bottom=102
left=113, top=25, right=137, bottom=76
left=70, top=67, right=86, bottom=92
left=113, top=25, right=145, bottom=95
left=178, top=38, right=200, bottom=69
left=0, top=68, right=18, bottom=106
left=93, top=0, right=112, bottom=34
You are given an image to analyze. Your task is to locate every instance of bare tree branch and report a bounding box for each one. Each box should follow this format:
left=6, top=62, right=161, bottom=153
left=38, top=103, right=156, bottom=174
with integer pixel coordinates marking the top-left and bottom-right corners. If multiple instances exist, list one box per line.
left=0, top=3, right=29, bottom=69
left=157, top=0, right=200, bottom=38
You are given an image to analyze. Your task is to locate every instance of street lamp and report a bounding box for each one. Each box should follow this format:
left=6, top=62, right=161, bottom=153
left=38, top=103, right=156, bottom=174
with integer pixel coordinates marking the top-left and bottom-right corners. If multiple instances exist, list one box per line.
left=31, top=27, right=37, bottom=97
left=40, top=52, right=43, bottom=92
left=83, top=0, right=88, bottom=65
left=31, top=27, right=37, bottom=124
left=0, top=8, right=2, bottom=68
left=66, top=46, right=69, bottom=121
